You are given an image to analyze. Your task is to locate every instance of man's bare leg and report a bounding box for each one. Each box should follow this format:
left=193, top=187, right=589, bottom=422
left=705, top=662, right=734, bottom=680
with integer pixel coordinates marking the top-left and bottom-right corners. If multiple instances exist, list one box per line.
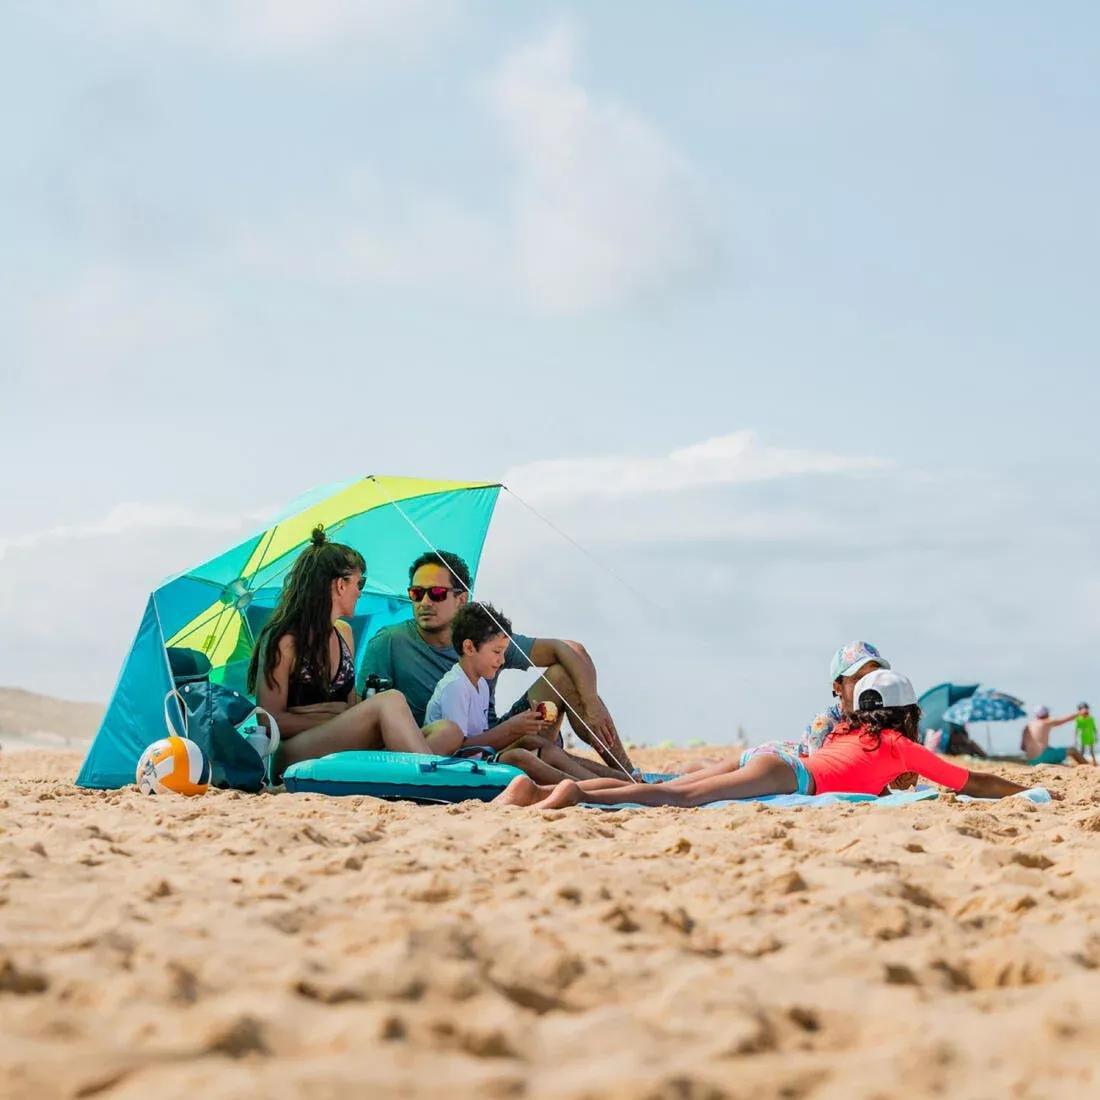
left=504, top=734, right=634, bottom=782
left=527, top=663, right=634, bottom=773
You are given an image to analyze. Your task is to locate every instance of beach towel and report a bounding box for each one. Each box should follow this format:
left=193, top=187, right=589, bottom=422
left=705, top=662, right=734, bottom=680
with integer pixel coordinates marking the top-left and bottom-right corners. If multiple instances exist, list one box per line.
left=587, top=786, right=1052, bottom=810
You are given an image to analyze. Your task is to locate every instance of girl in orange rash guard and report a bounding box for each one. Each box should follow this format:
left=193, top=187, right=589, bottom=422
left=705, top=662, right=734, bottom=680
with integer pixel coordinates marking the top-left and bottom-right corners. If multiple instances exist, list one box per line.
left=494, top=670, right=1055, bottom=809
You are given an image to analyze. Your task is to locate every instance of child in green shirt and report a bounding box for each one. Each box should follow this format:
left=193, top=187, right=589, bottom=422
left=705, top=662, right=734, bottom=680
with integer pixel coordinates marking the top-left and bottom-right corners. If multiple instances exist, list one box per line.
left=1075, top=702, right=1097, bottom=764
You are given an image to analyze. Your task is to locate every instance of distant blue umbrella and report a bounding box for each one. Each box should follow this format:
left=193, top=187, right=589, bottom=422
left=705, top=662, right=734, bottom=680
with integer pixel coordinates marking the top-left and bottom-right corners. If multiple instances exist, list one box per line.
left=942, top=690, right=1026, bottom=725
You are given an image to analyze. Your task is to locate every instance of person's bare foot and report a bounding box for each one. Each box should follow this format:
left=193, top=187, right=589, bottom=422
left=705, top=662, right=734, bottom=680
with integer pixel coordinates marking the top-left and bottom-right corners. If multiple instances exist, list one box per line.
left=532, top=779, right=583, bottom=809
left=493, top=775, right=545, bottom=806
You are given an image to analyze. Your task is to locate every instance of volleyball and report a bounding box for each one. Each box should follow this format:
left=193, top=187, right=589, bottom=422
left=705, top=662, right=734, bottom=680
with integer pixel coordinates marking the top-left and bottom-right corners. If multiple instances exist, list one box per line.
left=135, top=736, right=211, bottom=796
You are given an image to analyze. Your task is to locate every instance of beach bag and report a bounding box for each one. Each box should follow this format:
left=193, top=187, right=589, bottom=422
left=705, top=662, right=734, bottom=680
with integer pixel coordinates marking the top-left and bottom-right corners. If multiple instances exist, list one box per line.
left=163, top=684, right=280, bottom=792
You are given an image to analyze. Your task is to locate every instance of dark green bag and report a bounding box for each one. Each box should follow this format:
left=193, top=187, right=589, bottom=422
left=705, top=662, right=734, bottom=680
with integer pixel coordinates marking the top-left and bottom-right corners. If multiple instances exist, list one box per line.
left=164, top=685, right=279, bottom=792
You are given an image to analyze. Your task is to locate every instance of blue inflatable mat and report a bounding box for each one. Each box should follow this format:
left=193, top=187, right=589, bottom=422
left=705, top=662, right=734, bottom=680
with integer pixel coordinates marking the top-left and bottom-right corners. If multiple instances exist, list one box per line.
left=283, top=751, right=523, bottom=804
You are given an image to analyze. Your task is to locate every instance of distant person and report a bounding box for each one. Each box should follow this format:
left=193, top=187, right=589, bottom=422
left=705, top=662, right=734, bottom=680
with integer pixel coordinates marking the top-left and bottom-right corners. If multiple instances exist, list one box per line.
left=361, top=550, right=636, bottom=775
left=246, top=527, right=462, bottom=774
left=943, top=722, right=988, bottom=758
left=1075, top=702, right=1097, bottom=765
left=425, top=601, right=629, bottom=783
left=496, top=670, right=1052, bottom=808
left=1020, top=706, right=1087, bottom=766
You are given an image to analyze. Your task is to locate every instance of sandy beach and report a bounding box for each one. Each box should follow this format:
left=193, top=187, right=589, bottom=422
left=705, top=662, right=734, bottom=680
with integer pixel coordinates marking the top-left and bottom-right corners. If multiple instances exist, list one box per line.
left=2, top=746, right=1099, bottom=1100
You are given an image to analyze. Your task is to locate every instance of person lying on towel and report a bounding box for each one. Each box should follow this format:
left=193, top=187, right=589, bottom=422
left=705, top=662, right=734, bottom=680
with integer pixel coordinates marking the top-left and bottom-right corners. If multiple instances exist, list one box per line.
left=425, top=601, right=634, bottom=784
left=494, top=670, right=1055, bottom=809
left=801, top=640, right=890, bottom=754
left=753, top=639, right=915, bottom=795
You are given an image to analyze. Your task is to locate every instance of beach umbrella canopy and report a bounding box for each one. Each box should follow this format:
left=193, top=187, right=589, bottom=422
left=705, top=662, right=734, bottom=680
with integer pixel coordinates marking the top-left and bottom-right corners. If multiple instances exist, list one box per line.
left=941, top=689, right=1026, bottom=726
left=77, top=475, right=501, bottom=789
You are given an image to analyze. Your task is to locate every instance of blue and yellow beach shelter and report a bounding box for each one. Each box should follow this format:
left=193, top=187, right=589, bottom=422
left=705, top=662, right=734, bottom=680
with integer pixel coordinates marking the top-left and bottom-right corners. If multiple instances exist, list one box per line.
left=77, top=475, right=500, bottom=788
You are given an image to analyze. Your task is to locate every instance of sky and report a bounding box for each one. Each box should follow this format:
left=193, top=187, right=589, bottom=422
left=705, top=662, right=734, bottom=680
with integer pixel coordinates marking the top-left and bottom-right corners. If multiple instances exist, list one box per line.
left=2, top=2, right=1098, bottom=752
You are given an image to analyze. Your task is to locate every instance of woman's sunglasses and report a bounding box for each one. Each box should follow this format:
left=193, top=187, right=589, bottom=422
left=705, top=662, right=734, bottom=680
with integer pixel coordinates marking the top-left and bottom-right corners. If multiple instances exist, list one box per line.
left=407, top=585, right=458, bottom=603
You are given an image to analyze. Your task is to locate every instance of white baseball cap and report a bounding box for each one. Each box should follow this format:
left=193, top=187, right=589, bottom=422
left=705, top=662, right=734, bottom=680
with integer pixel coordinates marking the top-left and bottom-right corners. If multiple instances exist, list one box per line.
left=852, top=669, right=917, bottom=711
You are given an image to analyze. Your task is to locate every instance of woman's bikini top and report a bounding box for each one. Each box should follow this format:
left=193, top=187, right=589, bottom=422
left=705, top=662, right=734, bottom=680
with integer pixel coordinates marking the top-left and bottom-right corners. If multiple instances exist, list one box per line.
left=287, top=628, right=356, bottom=708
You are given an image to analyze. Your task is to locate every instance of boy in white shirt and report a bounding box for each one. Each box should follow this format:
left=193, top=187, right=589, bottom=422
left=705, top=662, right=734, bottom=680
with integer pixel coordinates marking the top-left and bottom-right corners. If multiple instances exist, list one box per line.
left=425, top=602, right=629, bottom=783
left=425, top=602, right=530, bottom=743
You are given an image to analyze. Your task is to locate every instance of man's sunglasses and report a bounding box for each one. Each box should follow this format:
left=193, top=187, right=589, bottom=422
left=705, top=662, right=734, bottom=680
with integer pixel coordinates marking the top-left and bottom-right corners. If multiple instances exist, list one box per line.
left=342, top=574, right=367, bottom=591
left=408, top=585, right=459, bottom=603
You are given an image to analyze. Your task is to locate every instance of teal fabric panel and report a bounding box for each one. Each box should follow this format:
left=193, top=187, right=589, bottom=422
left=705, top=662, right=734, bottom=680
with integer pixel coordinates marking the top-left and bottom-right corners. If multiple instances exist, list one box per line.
left=264, top=476, right=361, bottom=525
left=154, top=575, right=226, bottom=640
left=159, top=534, right=265, bottom=591
left=250, top=486, right=500, bottom=597
left=75, top=596, right=176, bottom=789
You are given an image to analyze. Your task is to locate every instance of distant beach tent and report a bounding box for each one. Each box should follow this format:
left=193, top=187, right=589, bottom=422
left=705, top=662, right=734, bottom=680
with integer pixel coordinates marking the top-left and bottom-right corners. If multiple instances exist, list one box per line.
left=917, top=682, right=980, bottom=739
left=77, top=476, right=501, bottom=789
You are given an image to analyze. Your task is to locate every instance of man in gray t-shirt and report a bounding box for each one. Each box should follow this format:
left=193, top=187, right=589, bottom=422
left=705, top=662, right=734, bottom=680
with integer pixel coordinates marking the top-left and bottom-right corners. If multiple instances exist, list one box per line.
left=360, top=549, right=635, bottom=774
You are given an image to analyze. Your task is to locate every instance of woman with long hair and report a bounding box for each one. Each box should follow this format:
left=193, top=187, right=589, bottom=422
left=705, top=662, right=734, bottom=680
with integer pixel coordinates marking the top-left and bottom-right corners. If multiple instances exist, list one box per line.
left=247, top=527, right=462, bottom=772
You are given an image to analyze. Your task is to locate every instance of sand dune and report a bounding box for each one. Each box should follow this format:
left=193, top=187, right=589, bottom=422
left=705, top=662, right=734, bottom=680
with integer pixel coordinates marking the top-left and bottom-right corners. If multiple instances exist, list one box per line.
left=1, top=746, right=1099, bottom=1099
left=0, top=688, right=103, bottom=751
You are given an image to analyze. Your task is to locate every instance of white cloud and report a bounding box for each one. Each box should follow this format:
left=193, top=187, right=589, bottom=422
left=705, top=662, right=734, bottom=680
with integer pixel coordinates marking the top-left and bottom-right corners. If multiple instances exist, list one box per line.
left=502, top=431, right=886, bottom=502
left=0, top=502, right=272, bottom=563
left=226, top=22, right=721, bottom=313
left=488, top=22, right=720, bottom=312
left=74, top=0, right=456, bottom=57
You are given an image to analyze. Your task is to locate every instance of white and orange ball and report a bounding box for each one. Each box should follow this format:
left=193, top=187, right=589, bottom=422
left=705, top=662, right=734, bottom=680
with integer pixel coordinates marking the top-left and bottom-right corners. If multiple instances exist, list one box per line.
left=135, top=736, right=211, bottom=796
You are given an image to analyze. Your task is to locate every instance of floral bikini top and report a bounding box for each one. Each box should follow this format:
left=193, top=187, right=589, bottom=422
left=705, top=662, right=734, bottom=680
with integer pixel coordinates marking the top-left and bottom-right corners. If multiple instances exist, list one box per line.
left=287, top=628, right=356, bottom=707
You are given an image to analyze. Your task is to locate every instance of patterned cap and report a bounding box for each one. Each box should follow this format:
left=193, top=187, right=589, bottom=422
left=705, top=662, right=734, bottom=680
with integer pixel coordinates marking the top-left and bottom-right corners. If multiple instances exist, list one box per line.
left=830, top=641, right=890, bottom=682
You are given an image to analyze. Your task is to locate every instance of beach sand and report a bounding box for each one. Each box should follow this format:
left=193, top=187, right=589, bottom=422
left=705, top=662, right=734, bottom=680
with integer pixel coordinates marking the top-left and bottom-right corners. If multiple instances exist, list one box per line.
left=2, top=746, right=1099, bottom=1099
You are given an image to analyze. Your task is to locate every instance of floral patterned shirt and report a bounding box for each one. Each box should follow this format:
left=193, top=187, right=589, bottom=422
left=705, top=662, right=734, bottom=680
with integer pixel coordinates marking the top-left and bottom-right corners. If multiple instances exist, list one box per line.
left=800, top=702, right=843, bottom=756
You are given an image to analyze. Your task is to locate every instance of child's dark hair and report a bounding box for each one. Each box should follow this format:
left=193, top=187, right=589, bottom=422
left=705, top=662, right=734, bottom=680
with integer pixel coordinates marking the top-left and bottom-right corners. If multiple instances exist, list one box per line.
left=409, top=550, right=471, bottom=592
left=835, top=704, right=923, bottom=751
left=452, top=602, right=511, bottom=655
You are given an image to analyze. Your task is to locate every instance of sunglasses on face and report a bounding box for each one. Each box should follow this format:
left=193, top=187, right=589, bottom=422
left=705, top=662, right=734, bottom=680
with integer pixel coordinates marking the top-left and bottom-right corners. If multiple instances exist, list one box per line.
left=408, top=585, right=458, bottom=603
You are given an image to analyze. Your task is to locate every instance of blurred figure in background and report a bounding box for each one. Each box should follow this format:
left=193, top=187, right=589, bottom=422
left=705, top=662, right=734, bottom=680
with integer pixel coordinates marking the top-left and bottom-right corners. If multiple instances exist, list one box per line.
left=1021, top=706, right=1088, bottom=766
